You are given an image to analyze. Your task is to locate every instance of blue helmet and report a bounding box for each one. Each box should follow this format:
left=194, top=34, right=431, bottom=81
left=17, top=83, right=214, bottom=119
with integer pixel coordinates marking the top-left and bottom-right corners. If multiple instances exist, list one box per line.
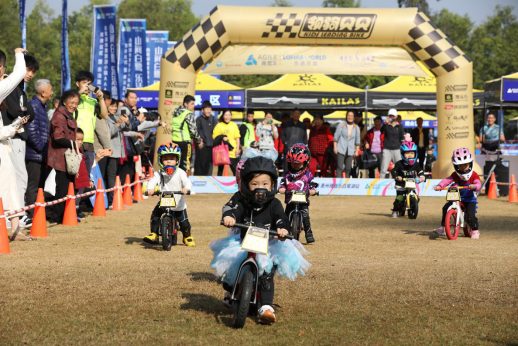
left=400, top=141, right=418, bottom=165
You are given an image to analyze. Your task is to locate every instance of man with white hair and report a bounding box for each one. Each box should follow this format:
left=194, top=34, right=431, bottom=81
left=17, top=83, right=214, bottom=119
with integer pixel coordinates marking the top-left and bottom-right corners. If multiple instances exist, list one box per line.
left=25, top=79, right=53, bottom=220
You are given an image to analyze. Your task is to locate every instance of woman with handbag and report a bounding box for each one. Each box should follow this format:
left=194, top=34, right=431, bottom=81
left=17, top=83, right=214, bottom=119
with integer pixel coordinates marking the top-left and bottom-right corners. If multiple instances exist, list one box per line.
left=46, top=90, right=81, bottom=224
left=363, top=116, right=384, bottom=178
left=212, top=110, right=241, bottom=176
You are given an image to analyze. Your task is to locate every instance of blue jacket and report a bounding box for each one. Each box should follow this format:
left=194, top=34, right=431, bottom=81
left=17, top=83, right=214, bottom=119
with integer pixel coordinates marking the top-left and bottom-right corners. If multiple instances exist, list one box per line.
left=26, top=95, right=50, bottom=163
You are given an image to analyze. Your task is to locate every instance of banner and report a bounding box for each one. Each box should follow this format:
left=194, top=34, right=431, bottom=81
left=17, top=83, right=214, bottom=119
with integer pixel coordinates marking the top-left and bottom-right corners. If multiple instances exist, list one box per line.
left=167, top=41, right=177, bottom=51
left=146, top=31, right=169, bottom=86
left=19, top=0, right=26, bottom=49
left=118, top=19, right=147, bottom=98
left=61, top=0, right=71, bottom=92
left=188, top=176, right=445, bottom=197
left=204, top=45, right=428, bottom=77
left=91, top=6, right=119, bottom=99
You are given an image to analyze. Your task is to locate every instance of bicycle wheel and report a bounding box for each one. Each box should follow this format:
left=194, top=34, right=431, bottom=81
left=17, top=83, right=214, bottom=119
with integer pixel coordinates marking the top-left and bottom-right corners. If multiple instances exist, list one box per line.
left=172, top=219, right=178, bottom=246
left=445, top=209, right=459, bottom=240
left=463, top=216, right=472, bottom=237
left=161, top=216, right=173, bottom=251
left=408, top=196, right=419, bottom=219
left=290, top=213, right=299, bottom=240
left=233, top=270, right=254, bottom=329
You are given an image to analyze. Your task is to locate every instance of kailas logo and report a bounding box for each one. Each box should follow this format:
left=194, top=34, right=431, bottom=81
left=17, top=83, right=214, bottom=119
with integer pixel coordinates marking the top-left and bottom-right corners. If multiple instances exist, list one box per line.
left=299, top=14, right=376, bottom=39
left=410, top=77, right=435, bottom=87
left=245, top=55, right=257, bottom=66
left=165, top=81, right=189, bottom=88
left=293, top=74, right=320, bottom=87
left=445, top=84, right=468, bottom=92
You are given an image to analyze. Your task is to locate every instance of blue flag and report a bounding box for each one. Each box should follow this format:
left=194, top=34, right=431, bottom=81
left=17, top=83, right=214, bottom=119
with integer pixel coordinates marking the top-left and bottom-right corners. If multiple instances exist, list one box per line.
left=19, top=0, right=26, bottom=49
left=61, top=0, right=71, bottom=92
left=146, top=31, right=169, bottom=85
left=91, top=6, right=119, bottom=99
left=118, top=19, right=147, bottom=98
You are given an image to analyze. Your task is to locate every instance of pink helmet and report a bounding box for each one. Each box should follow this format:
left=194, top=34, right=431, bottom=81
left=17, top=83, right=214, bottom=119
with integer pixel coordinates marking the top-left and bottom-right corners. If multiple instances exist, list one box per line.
left=451, top=147, right=474, bottom=181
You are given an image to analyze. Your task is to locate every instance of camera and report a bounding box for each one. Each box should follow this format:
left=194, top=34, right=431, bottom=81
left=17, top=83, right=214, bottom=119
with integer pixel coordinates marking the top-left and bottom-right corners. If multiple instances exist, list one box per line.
left=88, top=84, right=99, bottom=93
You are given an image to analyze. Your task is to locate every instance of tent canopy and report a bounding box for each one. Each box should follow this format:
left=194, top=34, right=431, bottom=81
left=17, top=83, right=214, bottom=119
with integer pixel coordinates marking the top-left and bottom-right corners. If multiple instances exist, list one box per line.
left=250, top=74, right=363, bottom=92
left=484, top=71, right=518, bottom=106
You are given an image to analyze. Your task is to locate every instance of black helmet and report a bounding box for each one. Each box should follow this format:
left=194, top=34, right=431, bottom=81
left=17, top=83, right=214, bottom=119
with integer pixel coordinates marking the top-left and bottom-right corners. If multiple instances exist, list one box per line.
left=240, top=156, right=278, bottom=206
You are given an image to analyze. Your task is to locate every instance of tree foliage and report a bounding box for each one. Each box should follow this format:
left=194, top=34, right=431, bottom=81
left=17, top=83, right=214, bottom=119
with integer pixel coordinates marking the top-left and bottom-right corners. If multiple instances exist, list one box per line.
left=322, top=0, right=361, bottom=8
left=270, top=0, right=293, bottom=7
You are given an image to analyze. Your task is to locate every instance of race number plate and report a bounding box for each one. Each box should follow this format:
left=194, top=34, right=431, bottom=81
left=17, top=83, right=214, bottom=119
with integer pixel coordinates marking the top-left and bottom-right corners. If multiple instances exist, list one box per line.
left=291, top=192, right=307, bottom=203
left=405, top=181, right=417, bottom=189
left=446, top=191, right=460, bottom=201
left=241, top=226, right=269, bottom=255
left=160, top=193, right=177, bottom=207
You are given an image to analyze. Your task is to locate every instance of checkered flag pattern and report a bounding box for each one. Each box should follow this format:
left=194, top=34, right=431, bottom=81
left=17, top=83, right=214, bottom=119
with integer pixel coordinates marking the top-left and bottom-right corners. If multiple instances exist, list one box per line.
left=262, top=13, right=302, bottom=39
left=165, top=6, right=230, bottom=73
left=404, top=12, right=471, bottom=76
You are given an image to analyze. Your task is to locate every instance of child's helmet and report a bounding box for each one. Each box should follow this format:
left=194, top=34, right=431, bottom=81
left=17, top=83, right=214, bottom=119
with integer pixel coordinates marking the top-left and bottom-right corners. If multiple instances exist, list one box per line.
left=239, top=156, right=278, bottom=206
left=452, top=147, right=474, bottom=181
left=286, top=143, right=311, bottom=173
left=157, top=142, right=181, bottom=175
left=400, top=141, right=418, bottom=166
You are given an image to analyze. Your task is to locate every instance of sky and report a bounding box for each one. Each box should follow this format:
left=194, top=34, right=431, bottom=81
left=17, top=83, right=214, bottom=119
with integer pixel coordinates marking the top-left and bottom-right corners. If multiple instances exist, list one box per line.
left=25, top=0, right=518, bottom=26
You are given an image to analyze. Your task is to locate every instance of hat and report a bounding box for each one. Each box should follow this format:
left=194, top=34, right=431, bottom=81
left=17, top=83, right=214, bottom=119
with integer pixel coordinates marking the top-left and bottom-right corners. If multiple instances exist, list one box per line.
left=388, top=108, right=398, bottom=117
left=138, top=107, right=148, bottom=114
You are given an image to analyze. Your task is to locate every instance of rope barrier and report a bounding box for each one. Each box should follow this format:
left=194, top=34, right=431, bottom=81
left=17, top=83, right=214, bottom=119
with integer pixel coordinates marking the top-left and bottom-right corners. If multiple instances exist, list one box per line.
left=0, top=177, right=150, bottom=218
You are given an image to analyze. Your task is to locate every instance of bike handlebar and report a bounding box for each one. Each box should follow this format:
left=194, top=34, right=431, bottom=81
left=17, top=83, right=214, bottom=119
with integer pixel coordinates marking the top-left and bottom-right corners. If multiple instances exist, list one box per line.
left=436, top=186, right=470, bottom=190
left=220, top=221, right=294, bottom=240
left=282, top=190, right=319, bottom=196
left=149, top=190, right=191, bottom=196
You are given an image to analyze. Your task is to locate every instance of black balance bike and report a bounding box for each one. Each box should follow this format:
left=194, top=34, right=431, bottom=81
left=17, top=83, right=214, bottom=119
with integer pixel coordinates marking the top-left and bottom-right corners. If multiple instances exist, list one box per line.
left=152, top=190, right=190, bottom=251
left=282, top=182, right=319, bottom=241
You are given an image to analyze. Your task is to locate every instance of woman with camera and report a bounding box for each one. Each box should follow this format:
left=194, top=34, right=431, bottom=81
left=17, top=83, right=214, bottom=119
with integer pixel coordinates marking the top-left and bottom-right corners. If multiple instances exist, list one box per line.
left=255, top=111, right=279, bottom=161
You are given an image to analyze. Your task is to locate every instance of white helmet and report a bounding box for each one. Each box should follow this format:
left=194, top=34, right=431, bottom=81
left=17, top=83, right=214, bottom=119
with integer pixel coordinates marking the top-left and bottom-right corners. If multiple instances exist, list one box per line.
left=451, top=147, right=474, bottom=181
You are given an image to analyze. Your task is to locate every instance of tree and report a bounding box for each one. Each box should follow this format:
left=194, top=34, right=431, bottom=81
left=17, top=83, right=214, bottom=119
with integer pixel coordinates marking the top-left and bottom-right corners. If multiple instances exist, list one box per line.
left=431, top=9, right=473, bottom=51
left=322, top=0, right=361, bottom=8
left=270, top=0, right=293, bottom=7
left=0, top=0, right=22, bottom=72
left=397, top=0, right=431, bottom=17
left=116, top=0, right=199, bottom=41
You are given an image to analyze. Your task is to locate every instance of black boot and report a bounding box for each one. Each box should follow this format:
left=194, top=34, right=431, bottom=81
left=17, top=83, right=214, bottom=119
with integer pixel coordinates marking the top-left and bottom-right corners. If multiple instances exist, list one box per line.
left=305, top=230, right=315, bottom=243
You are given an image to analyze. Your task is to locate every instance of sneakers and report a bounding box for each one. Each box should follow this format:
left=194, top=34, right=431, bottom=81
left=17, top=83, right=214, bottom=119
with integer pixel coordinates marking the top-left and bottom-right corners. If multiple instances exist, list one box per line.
left=222, top=292, right=232, bottom=308
left=258, top=305, right=276, bottom=324
left=470, top=230, right=480, bottom=239
left=183, top=236, right=196, bottom=247
left=391, top=211, right=398, bottom=218
left=434, top=226, right=446, bottom=235
left=19, top=215, right=32, bottom=228
left=77, top=210, right=86, bottom=220
left=305, top=231, right=315, bottom=243
left=143, top=232, right=159, bottom=244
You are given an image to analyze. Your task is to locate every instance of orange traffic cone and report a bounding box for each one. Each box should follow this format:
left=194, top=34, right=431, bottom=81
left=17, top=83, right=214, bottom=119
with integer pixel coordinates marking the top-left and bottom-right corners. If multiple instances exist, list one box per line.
left=376, top=170, right=380, bottom=179
left=93, top=178, right=107, bottom=217
left=341, top=172, right=346, bottom=178
left=0, top=199, right=10, bottom=255
left=487, top=172, right=497, bottom=199
left=149, top=167, right=154, bottom=179
left=30, top=188, right=48, bottom=237
left=133, top=173, right=144, bottom=202
left=112, top=176, right=125, bottom=211
left=123, top=175, right=133, bottom=206
left=509, top=174, right=518, bottom=203
left=223, top=165, right=230, bottom=177
left=62, top=182, right=78, bottom=226
left=142, top=166, right=147, bottom=178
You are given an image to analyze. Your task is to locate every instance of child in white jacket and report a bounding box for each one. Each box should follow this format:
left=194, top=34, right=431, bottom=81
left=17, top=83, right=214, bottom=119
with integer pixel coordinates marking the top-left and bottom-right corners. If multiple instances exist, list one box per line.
left=143, top=142, right=194, bottom=246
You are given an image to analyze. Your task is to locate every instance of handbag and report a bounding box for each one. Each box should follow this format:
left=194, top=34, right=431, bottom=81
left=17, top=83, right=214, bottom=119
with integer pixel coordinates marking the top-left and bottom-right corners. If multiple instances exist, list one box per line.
left=65, top=140, right=82, bottom=175
left=129, top=137, right=145, bottom=155
left=360, top=151, right=378, bottom=170
left=213, top=143, right=231, bottom=166
left=44, top=169, right=57, bottom=196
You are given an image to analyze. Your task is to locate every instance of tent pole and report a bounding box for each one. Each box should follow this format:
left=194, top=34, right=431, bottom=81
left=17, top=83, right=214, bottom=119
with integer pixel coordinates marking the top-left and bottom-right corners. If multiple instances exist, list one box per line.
left=365, top=85, right=369, bottom=129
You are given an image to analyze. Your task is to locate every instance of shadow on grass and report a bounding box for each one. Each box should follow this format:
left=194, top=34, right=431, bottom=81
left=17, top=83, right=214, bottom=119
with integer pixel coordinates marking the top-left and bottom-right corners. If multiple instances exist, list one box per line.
left=361, top=213, right=393, bottom=218
left=180, top=293, right=234, bottom=327
left=124, top=237, right=161, bottom=250
left=188, top=272, right=219, bottom=283
left=402, top=230, right=441, bottom=240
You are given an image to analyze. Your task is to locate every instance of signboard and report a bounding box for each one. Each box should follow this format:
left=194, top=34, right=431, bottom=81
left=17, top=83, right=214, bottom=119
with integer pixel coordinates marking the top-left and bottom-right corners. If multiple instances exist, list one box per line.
left=118, top=19, right=147, bottom=98
left=503, top=80, right=518, bottom=102
left=194, top=91, right=244, bottom=109
left=146, top=31, right=169, bottom=86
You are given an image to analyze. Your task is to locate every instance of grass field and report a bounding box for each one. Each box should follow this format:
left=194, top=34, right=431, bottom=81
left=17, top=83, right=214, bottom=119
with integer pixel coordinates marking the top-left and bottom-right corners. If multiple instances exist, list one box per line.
left=1, top=194, right=517, bottom=345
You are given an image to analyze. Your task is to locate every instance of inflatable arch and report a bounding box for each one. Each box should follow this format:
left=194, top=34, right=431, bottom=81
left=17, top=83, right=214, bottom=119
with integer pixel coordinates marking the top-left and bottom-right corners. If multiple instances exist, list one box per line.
left=158, top=6, right=477, bottom=178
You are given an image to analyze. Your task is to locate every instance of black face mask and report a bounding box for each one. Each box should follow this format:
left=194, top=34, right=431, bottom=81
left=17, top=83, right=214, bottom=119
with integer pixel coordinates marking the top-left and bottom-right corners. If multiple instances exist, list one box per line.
left=253, top=188, right=269, bottom=205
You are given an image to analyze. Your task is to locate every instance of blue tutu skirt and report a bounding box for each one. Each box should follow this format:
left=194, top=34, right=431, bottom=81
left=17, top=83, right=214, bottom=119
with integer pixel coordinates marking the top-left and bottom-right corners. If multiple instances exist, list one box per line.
left=209, top=230, right=311, bottom=285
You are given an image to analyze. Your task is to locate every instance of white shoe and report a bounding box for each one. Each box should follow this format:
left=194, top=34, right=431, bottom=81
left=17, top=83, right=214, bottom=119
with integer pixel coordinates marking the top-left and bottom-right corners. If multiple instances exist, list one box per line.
left=258, top=305, right=276, bottom=324
left=470, top=230, right=480, bottom=239
left=19, top=215, right=32, bottom=228
left=5, top=219, right=11, bottom=229
left=391, top=211, right=398, bottom=218
left=222, top=292, right=232, bottom=308
left=434, top=226, right=446, bottom=235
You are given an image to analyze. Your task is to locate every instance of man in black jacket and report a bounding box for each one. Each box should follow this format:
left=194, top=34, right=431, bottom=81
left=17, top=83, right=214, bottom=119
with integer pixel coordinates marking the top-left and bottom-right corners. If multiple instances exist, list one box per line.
left=410, top=117, right=429, bottom=167
left=281, top=108, right=307, bottom=172
left=1, top=54, right=38, bottom=227
left=379, top=108, right=405, bottom=178
left=194, top=101, right=216, bottom=175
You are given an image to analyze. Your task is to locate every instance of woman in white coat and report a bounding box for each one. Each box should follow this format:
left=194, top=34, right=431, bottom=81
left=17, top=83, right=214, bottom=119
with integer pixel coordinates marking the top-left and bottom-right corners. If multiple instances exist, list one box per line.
left=0, top=48, right=30, bottom=240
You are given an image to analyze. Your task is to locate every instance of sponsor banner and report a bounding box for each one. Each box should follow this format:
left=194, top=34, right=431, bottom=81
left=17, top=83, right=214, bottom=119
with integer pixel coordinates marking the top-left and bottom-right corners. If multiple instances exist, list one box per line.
left=61, top=0, right=71, bottom=92
left=19, top=0, right=26, bottom=49
left=503, top=80, right=518, bottom=102
left=247, top=90, right=364, bottom=109
left=118, top=19, right=147, bottom=99
left=194, top=91, right=245, bottom=109
left=188, top=176, right=445, bottom=197
left=402, top=120, right=436, bottom=129
left=204, top=45, right=428, bottom=77
left=91, top=6, right=119, bottom=98
left=146, top=31, right=169, bottom=86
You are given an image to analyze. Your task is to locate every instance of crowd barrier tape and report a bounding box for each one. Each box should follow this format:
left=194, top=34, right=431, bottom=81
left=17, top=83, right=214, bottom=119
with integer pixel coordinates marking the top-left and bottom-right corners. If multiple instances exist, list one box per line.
left=0, top=178, right=150, bottom=219
left=189, top=176, right=447, bottom=197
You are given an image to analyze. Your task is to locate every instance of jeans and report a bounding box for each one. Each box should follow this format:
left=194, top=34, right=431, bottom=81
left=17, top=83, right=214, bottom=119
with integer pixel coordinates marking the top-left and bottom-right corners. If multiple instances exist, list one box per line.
left=336, top=153, right=354, bottom=178
left=25, top=160, right=47, bottom=218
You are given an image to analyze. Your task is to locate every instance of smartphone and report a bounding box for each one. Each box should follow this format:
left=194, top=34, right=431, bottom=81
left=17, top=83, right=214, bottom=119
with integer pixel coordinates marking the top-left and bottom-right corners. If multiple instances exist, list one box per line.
left=88, top=84, right=99, bottom=93
left=121, top=109, right=127, bottom=116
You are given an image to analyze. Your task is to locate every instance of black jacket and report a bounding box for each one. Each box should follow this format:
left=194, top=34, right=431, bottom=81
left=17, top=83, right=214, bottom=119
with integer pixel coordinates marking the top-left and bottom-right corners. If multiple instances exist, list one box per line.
left=410, top=127, right=429, bottom=148
left=195, top=114, right=216, bottom=147
left=281, top=119, right=307, bottom=153
left=391, top=160, right=424, bottom=188
left=222, top=192, right=290, bottom=239
left=1, top=82, right=35, bottom=140
left=381, top=123, right=404, bottom=150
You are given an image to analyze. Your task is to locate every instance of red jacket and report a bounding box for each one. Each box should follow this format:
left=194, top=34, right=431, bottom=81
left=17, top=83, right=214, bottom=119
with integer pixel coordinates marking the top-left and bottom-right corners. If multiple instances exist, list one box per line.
left=275, top=126, right=284, bottom=154
left=308, top=125, right=333, bottom=156
left=47, top=105, right=78, bottom=172
left=364, top=127, right=385, bottom=151
left=75, top=149, right=90, bottom=189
